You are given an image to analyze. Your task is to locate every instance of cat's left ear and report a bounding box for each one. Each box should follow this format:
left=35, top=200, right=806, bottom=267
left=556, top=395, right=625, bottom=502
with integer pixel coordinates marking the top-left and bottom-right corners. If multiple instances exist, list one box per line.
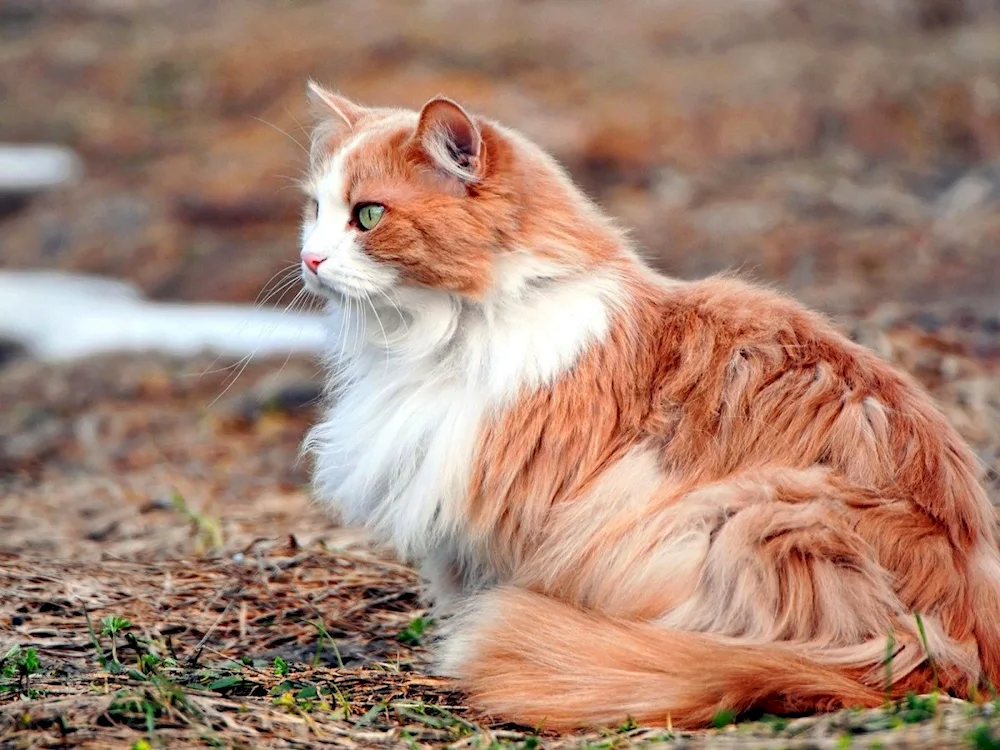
left=307, top=80, right=366, bottom=129
left=414, top=97, right=484, bottom=182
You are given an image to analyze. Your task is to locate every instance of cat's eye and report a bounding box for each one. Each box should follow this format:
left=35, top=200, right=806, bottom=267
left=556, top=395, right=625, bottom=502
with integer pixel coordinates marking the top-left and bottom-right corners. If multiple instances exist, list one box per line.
left=354, top=203, right=384, bottom=231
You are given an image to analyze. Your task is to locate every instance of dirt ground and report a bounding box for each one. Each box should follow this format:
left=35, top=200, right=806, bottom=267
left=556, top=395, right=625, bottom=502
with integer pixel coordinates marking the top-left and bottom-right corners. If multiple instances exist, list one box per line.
left=3, top=0, right=1000, bottom=747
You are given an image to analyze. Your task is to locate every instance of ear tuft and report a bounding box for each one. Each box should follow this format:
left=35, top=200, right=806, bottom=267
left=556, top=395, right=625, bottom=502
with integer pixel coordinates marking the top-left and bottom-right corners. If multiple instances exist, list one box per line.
left=415, top=97, right=483, bottom=182
left=306, top=80, right=366, bottom=129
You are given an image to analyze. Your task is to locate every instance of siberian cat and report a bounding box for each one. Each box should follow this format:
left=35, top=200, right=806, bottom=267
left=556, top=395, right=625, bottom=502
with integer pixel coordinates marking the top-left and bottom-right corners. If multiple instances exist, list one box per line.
left=298, top=81, right=1000, bottom=730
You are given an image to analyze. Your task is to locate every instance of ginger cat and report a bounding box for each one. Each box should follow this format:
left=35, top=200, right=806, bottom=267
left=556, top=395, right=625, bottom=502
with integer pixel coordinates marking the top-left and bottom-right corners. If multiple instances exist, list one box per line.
left=298, top=81, right=1000, bottom=730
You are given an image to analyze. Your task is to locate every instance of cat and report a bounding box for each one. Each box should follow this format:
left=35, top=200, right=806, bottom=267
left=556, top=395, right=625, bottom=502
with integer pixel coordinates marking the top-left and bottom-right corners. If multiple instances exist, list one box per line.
left=297, top=81, right=1000, bottom=730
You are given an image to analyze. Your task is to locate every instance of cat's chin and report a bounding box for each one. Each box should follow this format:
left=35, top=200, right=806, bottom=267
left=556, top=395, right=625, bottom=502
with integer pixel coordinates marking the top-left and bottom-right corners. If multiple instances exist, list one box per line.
left=303, top=281, right=347, bottom=305
left=301, top=271, right=360, bottom=306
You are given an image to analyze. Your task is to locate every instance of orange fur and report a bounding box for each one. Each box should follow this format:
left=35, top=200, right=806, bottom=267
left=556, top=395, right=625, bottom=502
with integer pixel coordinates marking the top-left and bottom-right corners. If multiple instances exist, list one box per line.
left=301, top=86, right=1000, bottom=731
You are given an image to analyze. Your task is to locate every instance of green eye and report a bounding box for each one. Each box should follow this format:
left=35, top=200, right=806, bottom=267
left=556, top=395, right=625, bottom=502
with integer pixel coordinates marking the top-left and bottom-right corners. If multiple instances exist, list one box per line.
left=355, top=203, right=384, bottom=231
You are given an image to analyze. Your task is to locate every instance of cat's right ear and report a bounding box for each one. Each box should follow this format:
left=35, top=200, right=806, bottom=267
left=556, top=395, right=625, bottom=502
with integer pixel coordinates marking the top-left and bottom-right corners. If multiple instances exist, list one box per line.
left=414, top=96, right=484, bottom=183
left=306, top=80, right=366, bottom=129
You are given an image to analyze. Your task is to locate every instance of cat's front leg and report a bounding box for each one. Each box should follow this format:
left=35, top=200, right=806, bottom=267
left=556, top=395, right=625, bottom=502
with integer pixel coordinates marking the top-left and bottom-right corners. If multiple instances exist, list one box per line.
left=417, top=549, right=468, bottom=618
left=417, top=543, right=498, bottom=620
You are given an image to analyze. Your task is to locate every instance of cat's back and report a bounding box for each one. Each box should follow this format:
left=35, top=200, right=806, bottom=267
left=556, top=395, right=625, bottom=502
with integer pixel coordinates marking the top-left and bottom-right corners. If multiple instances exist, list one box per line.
left=645, top=273, right=880, bottom=408
left=653, top=272, right=937, bottom=403
left=641, top=273, right=990, bottom=544
left=656, top=274, right=846, bottom=354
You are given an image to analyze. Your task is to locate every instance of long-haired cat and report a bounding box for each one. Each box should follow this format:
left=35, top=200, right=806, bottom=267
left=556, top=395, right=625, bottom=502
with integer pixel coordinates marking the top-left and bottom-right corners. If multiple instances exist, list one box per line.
left=298, top=81, right=1000, bottom=730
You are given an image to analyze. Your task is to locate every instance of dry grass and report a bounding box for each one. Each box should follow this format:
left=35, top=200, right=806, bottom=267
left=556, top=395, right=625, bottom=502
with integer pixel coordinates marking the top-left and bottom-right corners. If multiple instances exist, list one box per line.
left=7, top=545, right=1000, bottom=749
left=0, top=545, right=475, bottom=748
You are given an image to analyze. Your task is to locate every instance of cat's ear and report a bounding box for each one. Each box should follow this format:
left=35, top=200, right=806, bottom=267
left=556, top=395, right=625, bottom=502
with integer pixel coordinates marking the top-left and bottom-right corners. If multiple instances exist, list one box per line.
left=414, top=96, right=483, bottom=182
left=306, top=80, right=366, bottom=129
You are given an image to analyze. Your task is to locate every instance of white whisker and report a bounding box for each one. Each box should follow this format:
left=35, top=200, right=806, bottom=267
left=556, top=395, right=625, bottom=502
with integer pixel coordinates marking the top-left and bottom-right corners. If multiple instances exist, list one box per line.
left=252, top=115, right=310, bottom=158
left=363, top=290, right=391, bottom=376
left=375, top=288, right=410, bottom=337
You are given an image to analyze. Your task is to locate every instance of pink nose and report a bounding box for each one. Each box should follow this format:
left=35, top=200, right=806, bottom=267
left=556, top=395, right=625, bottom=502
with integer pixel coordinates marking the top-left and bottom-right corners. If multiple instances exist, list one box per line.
left=302, top=253, right=324, bottom=273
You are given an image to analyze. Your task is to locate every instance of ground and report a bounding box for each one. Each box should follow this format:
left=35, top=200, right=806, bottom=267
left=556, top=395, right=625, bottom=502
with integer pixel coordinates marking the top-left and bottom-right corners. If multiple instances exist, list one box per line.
left=3, top=0, right=1000, bottom=747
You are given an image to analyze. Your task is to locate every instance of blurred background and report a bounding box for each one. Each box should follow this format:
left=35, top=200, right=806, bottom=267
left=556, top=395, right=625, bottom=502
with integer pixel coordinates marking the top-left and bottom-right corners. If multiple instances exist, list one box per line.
left=2, top=0, right=1000, bottom=562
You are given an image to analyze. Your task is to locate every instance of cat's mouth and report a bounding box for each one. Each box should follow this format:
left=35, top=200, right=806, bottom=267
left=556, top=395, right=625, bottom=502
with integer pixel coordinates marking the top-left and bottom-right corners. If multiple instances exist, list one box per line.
left=301, top=268, right=347, bottom=302
left=301, top=264, right=384, bottom=304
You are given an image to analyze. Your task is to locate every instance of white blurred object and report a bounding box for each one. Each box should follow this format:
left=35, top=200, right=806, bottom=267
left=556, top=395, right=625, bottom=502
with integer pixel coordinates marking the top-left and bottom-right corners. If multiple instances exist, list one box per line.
left=0, top=271, right=327, bottom=362
left=0, top=144, right=83, bottom=193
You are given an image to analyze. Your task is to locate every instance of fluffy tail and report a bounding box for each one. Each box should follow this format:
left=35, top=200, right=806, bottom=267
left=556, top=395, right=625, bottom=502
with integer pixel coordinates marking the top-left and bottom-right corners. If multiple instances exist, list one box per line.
left=439, top=587, right=884, bottom=731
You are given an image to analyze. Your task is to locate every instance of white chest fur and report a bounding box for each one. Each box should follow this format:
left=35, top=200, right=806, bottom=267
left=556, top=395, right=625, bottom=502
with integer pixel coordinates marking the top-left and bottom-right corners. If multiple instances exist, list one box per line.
left=308, top=341, right=485, bottom=560
left=305, top=268, right=624, bottom=562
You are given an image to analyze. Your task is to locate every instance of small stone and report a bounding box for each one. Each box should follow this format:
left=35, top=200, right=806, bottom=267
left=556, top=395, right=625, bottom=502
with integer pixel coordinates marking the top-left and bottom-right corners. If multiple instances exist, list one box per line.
left=652, top=169, right=695, bottom=210
left=936, top=174, right=994, bottom=219
left=0, top=144, right=82, bottom=193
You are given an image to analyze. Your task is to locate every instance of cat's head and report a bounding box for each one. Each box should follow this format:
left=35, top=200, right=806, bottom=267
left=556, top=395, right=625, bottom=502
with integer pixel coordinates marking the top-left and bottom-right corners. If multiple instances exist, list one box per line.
left=299, top=82, right=619, bottom=308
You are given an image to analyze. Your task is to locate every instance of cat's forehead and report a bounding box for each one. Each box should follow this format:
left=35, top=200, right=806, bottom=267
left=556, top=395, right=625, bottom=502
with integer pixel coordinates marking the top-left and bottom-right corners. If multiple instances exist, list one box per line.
left=310, top=110, right=442, bottom=200
left=313, top=111, right=403, bottom=163
left=312, top=110, right=415, bottom=166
